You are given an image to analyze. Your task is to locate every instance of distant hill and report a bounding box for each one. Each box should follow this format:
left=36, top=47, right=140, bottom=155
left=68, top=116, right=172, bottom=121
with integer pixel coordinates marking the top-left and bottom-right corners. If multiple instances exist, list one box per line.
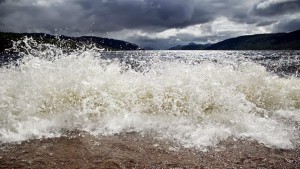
left=168, top=45, right=182, bottom=50
left=168, top=30, right=300, bottom=50
left=207, top=30, right=300, bottom=50
left=143, top=47, right=155, bottom=50
left=0, top=32, right=141, bottom=53
left=169, top=43, right=211, bottom=50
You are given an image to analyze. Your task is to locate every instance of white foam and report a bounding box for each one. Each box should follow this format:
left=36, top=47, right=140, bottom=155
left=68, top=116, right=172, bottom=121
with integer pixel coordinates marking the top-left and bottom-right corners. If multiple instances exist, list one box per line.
left=0, top=39, right=299, bottom=150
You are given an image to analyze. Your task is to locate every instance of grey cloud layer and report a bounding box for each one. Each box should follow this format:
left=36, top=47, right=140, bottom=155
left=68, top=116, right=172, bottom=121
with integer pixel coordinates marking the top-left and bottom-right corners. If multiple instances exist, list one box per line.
left=0, top=0, right=299, bottom=49
left=79, top=0, right=213, bottom=31
left=0, top=0, right=260, bottom=33
left=276, top=18, right=300, bottom=32
left=253, top=0, right=300, bottom=16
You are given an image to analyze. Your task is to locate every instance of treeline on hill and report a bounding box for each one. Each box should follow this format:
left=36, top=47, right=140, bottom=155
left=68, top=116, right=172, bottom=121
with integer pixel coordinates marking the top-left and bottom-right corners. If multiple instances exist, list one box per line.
left=0, top=32, right=141, bottom=53
left=169, top=43, right=211, bottom=50
left=169, top=29, right=300, bottom=50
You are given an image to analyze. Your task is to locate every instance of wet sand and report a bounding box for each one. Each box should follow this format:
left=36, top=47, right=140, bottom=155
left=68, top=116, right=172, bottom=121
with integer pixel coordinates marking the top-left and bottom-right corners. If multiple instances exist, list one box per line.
left=0, top=132, right=299, bottom=169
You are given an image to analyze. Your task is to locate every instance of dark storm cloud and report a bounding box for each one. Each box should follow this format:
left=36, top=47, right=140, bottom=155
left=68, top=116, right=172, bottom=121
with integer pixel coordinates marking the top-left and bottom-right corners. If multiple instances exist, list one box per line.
left=275, top=18, right=300, bottom=32
left=0, top=0, right=299, bottom=49
left=256, top=20, right=277, bottom=26
left=0, top=0, right=260, bottom=33
left=253, top=0, right=300, bottom=16
left=75, top=0, right=216, bottom=32
left=84, top=1, right=177, bottom=31
left=0, top=0, right=216, bottom=33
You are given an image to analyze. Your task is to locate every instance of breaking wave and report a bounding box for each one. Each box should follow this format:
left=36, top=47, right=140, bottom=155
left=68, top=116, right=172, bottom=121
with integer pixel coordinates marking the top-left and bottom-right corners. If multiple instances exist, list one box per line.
left=0, top=38, right=299, bottom=150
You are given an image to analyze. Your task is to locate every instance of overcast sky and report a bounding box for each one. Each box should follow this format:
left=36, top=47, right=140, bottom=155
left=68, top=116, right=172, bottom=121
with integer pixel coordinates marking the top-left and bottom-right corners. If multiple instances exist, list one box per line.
left=0, top=0, right=299, bottom=49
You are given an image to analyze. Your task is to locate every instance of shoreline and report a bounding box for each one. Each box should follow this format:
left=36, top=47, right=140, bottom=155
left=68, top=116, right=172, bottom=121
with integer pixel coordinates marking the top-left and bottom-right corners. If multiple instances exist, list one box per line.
left=1, top=133, right=299, bottom=168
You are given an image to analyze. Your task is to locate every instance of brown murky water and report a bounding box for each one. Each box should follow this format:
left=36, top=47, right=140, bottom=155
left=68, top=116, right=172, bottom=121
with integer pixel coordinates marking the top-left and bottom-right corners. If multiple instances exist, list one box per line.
left=0, top=132, right=299, bottom=169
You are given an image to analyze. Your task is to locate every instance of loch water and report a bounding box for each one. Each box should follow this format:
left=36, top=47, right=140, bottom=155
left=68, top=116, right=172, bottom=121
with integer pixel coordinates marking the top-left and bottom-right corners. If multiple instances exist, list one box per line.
left=0, top=40, right=299, bottom=150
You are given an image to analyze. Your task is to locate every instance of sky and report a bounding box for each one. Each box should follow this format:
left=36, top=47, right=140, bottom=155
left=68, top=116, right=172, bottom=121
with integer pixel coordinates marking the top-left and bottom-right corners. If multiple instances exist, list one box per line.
left=0, top=0, right=300, bottom=49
